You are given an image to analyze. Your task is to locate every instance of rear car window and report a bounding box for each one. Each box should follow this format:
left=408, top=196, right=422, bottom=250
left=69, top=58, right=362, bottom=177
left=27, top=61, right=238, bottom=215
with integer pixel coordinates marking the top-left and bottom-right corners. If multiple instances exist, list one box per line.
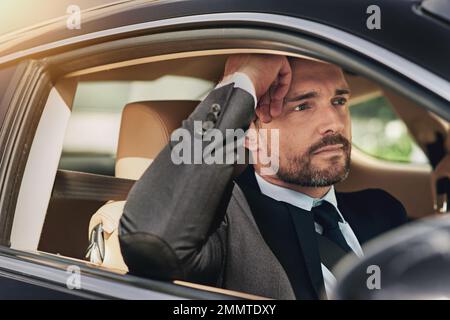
left=350, top=96, right=429, bottom=164
left=59, top=76, right=214, bottom=175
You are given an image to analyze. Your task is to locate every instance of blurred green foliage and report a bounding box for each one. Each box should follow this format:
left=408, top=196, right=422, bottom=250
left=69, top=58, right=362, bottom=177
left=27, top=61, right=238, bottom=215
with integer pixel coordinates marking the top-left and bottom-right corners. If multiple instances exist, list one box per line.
left=350, top=96, right=428, bottom=164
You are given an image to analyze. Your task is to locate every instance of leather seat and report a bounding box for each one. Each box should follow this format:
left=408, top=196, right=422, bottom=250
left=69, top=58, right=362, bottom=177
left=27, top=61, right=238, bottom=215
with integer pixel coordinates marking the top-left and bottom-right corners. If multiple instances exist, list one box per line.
left=87, top=100, right=199, bottom=271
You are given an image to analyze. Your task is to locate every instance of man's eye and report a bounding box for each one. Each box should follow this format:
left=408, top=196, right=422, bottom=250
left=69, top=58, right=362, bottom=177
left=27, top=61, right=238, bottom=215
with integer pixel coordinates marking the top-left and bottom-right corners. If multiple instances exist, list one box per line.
left=332, top=97, right=347, bottom=106
left=293, top=103, right=310, bottom=111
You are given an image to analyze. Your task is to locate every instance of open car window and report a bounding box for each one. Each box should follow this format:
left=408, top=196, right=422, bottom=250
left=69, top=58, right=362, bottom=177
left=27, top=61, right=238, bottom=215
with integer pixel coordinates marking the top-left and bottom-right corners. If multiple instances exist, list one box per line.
left=34, top=55, right=435, bottom=287
left=60, top=76, right=215, bottom=176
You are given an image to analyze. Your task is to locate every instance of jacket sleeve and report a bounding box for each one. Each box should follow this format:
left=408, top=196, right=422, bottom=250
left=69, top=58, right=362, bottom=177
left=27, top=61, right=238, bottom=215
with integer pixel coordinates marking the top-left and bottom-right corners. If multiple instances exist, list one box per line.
left=118, top=84, right=255, bottom=285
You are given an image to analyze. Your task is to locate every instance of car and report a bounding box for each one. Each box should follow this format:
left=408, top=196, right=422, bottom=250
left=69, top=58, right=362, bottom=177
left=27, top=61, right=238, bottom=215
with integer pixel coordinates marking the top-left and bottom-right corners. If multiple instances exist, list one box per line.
left=0, top=0, right=449, bottom=299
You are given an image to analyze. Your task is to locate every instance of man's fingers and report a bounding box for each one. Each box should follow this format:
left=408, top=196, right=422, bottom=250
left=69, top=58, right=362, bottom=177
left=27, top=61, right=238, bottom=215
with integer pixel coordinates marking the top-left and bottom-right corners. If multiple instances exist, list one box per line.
left=269, top=84, right=289, bottom=117
left=269, top=99, right=284, bottom=118
left=253, top=55, right=293, bottom=122
left=270, top=57, right=292, bottom=118
left=256, top=92, right=272, bottom=123
left=267, top=83, right=281, bottom=118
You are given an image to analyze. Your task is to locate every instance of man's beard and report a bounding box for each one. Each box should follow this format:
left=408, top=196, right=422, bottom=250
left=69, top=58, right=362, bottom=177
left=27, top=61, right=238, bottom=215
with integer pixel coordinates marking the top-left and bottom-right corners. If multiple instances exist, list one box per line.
left=277, top=134, right=351, bottom=187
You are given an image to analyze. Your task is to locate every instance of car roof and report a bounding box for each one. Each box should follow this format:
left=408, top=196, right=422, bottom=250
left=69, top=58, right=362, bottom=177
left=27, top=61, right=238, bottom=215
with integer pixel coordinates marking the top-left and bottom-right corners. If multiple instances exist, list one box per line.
left=1, top=0, right=449, bottom=82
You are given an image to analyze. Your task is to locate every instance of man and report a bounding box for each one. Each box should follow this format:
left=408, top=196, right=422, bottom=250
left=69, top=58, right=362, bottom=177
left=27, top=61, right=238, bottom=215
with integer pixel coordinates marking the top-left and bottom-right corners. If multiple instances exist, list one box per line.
left=119, top=54, right=408, bottom=299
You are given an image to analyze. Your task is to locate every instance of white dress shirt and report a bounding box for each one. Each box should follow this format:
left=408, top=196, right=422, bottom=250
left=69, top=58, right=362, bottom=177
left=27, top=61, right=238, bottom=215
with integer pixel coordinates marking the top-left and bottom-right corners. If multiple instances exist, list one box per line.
left=254, top=172, right=364, bottom=297
left=216, top=72, right=257, bottom=107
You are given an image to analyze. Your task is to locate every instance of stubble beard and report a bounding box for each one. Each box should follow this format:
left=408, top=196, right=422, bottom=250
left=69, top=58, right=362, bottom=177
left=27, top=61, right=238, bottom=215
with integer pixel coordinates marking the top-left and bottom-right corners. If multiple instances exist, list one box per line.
left=276, top=134, right=352, bottom=187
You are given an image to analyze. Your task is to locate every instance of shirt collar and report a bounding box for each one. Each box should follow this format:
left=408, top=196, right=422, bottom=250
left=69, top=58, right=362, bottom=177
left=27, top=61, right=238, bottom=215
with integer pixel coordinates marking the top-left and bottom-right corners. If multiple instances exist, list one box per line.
left=254, top=171, right=339, bottom=213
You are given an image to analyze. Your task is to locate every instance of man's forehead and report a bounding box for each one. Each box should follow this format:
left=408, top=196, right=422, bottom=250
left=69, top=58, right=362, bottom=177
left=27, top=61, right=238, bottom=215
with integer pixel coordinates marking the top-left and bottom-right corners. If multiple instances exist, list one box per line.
left=288, top=59, right=349, bottom=93
left=291, top=59, right=344, bottom=79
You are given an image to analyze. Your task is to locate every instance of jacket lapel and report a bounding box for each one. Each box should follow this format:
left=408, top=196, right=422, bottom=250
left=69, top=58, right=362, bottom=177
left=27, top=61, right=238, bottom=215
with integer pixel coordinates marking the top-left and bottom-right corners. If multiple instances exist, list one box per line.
left=288, top=204, right=325, bottom=298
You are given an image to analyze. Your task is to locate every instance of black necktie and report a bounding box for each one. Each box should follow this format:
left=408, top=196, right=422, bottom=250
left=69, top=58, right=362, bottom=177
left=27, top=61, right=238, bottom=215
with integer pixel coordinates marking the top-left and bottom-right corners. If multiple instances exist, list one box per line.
left=312, top=201, right=353, bottom=253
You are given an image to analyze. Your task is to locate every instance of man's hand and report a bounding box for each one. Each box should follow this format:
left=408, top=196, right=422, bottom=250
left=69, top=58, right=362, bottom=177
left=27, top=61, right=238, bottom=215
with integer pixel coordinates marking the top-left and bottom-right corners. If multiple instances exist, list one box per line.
left=223, top=54, right=292, bottom=123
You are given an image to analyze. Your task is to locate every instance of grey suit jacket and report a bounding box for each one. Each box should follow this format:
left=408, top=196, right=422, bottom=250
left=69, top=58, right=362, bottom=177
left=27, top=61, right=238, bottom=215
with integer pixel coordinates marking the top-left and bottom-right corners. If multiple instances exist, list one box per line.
left=119, top=84, right=297, bottom=299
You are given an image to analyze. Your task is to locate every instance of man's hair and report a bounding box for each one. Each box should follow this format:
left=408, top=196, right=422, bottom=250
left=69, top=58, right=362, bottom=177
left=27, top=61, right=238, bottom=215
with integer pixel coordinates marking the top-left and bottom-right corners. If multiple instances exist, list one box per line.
left=287, top=56, right=297, bottom=65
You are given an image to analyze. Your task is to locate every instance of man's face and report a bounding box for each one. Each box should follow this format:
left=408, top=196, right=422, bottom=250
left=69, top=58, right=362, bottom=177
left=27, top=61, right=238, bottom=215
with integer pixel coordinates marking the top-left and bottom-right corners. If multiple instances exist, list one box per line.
left=257, top=58, right=352, bottom=187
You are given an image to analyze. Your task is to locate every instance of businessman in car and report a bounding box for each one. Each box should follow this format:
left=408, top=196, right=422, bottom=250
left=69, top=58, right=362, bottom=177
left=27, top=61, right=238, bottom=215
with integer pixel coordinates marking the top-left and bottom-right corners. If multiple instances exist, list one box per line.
left=118, top=54, right=409, bottom=299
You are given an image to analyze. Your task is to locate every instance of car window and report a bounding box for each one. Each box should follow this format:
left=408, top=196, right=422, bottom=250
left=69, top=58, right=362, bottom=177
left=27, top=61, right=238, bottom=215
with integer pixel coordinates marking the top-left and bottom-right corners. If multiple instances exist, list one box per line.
left=59, top=77, right=215, bottom=176
left=350, top=95, right=429, bottom=164
left=32, top=52, right=438, bottom=298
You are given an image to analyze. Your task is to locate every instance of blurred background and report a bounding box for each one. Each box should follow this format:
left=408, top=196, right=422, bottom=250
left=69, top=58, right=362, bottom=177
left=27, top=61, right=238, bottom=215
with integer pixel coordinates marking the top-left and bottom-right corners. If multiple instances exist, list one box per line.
left=0, top=0, right=116, bottom=36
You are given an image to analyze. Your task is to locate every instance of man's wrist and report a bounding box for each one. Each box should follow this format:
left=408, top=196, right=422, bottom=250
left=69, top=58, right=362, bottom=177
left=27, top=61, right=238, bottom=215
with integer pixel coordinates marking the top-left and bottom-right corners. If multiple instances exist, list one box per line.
left=216, top=72, right=257, bottom=108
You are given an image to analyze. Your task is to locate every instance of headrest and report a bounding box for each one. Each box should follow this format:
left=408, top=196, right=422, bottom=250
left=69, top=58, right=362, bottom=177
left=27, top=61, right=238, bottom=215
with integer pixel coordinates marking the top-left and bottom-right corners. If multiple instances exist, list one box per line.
left=115, top=100, right=199, bottom=180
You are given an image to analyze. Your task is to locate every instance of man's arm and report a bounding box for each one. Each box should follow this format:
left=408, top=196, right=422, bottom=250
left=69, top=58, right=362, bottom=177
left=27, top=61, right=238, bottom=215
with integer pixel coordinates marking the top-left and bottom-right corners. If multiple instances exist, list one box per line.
left=118, top=55, right=292, bottom=285
left=119, top=83, right=255, bottom=284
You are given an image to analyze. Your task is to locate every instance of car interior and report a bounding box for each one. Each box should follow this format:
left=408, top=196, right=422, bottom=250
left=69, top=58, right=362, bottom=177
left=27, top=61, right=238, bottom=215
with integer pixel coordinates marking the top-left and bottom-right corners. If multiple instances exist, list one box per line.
left=9, top=49, right=450, bottom=298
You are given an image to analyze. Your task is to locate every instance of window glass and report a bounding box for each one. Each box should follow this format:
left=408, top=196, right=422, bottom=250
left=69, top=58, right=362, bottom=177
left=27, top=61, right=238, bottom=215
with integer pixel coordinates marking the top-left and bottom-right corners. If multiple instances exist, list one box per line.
left=59, top=76, right=214, bottom=175
left=350, top=96, right=429, bottom=164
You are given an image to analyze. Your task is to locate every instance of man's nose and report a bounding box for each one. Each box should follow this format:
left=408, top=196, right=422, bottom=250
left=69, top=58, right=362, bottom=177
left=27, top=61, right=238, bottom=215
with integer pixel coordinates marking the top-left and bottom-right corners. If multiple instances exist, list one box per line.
left=317, top=104, right=345, bottom=136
